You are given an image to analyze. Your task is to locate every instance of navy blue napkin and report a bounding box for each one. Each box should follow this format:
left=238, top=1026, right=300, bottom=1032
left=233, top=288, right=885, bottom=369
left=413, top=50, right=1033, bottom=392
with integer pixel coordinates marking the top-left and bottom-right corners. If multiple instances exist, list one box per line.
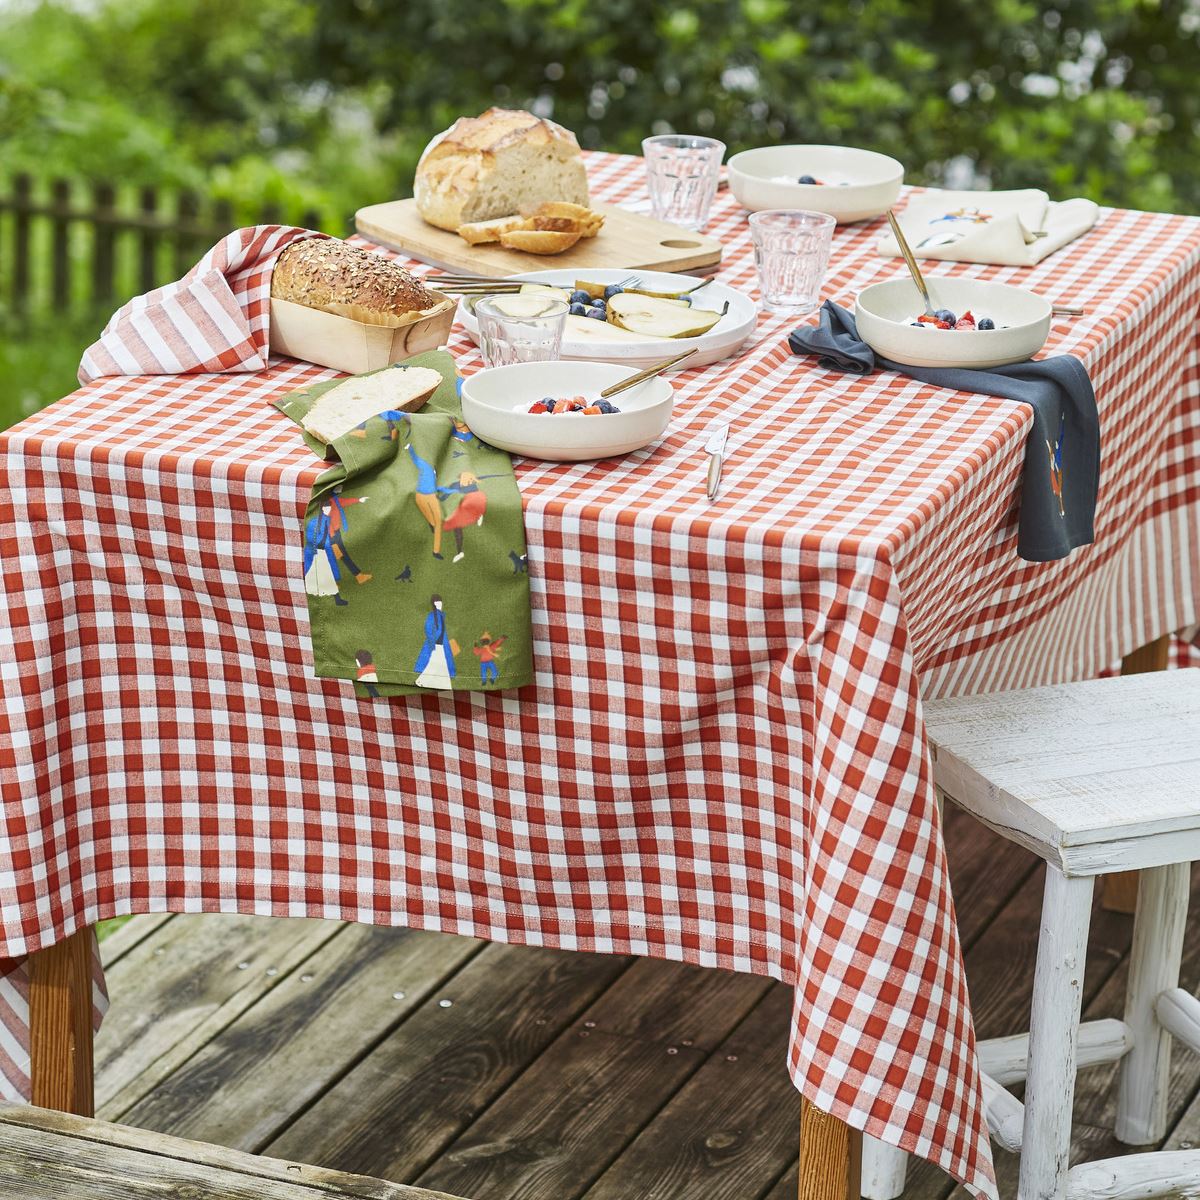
left=789, top=301, right=1100, bottom=562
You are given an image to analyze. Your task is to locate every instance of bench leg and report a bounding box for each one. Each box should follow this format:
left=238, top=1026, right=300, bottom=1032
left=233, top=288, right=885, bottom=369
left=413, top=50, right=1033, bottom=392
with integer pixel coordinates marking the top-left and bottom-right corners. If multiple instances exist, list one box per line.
left=800, top=1099, right=861, bottom=1200
left=29, top=927, right=94, bottom=1116
left=1019, top=868, right=1094, bottom=1200
left=1116, top=861, right=1189, bottom=1145
left=1104, top=636, right=1173, bottom=914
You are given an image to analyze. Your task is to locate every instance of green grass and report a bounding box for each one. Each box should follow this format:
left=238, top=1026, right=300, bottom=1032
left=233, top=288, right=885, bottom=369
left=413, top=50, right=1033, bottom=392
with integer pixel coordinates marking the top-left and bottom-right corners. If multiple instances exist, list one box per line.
left=96, top=915, right=134, bottom=941
left=0, top=311, right=106, bottom=431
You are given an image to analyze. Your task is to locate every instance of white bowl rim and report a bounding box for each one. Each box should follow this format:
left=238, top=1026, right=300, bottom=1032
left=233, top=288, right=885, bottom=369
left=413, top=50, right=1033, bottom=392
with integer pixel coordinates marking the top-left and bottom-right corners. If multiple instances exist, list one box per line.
left=461, top=359, right=674, bottom=413
left=856, top=276, right=1052, bottom=327
left=728, top=144, right=905, bottom=185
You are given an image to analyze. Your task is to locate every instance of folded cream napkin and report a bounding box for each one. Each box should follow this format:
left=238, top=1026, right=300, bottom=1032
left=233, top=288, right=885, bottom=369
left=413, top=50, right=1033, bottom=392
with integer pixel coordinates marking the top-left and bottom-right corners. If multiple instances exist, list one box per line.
left=876, top=188, right=1100, bottom=267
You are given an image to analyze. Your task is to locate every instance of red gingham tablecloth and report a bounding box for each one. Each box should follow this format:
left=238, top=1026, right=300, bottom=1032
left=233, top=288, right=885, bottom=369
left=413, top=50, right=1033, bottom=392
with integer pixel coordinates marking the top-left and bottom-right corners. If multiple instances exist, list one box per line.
left=1, top=152, right=1198, bottom=1196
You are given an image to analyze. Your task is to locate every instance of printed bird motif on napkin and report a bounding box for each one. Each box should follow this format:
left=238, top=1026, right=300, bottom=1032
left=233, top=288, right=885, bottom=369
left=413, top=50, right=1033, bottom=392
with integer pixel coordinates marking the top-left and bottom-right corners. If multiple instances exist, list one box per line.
left=877, top=188, right=1100, bottom=267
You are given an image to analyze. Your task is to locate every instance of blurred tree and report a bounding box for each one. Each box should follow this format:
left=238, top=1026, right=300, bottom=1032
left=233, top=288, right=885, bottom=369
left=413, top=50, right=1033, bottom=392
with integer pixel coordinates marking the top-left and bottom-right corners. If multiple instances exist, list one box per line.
left=306, top=0, right=1198, bottom=214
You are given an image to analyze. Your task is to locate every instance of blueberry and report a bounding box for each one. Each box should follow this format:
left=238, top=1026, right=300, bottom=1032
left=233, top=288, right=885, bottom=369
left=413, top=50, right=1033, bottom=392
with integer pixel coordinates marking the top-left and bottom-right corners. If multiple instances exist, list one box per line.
left=797, top=174, right=817, bottom=185
left=933, top=308, right=957, bottom=325
left=569, top=289, right=592, bottom=305
left=591, top=296, right=606, bottom=309
left=569, top=302, right=589, bottom=316
left=602, top=284, right=624, bottom=299
left=596, top=399, right=617, bottom=413
left=977, top=316, right=995, bottom=330
left=586, top=306, right=607, bottom=320
left=911, top=321, right=926, bottom=327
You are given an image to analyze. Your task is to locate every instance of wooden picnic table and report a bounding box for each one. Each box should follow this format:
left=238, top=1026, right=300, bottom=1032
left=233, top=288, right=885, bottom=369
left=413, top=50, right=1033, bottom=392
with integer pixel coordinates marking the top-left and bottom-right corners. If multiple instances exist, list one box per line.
left=5, top=154, right=1200, bottom=1200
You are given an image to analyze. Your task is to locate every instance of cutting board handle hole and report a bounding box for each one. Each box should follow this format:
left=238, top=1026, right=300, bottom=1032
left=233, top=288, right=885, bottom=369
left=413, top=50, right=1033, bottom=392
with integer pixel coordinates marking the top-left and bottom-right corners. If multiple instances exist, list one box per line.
left=659, top=238, right=702, bottom=249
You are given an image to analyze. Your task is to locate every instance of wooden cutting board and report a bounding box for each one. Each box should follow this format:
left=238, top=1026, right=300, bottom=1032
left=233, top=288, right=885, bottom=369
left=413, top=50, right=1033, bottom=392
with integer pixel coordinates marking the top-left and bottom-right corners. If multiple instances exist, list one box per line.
left=355, top=199, right=722, bottom=277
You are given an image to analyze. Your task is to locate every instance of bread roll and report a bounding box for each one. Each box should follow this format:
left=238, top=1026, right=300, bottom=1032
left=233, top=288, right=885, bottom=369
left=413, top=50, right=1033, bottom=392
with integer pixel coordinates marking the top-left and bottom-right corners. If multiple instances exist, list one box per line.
left=272, top=238, right=451, bottom=328
left=415, top=108, right=589, bottom=232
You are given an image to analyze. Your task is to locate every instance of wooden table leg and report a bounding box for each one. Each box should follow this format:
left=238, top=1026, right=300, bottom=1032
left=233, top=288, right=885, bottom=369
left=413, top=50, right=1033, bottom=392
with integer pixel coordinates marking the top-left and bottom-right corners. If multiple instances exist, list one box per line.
left=29, top=927, right=94, bottom=1115
left=1103, top=634, right=1173, bottom=914
left=799, top=1098, right=861, bottom=1200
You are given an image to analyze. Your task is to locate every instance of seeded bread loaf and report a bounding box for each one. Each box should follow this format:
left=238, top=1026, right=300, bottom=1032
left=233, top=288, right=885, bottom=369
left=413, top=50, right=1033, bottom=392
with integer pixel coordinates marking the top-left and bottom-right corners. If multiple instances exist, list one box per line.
left=415, top=108, right=589, bottom=232
left=271, top=238, right=451, bottom=327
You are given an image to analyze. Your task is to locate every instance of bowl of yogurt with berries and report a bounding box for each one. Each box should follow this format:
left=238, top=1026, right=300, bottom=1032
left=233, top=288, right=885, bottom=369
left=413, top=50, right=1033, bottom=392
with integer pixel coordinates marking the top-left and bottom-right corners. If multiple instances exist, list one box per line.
left=855, top=277, right=1051, bottom=369
left=460, top=360, right=674, bottom=461
left=728, top=145, right=904, bottom=223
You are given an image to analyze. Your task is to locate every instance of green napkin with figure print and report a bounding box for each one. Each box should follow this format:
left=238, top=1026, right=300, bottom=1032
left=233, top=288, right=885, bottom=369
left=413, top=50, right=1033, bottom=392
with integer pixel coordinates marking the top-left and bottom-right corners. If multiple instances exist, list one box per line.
left=273, top=350, right=533, bottom=696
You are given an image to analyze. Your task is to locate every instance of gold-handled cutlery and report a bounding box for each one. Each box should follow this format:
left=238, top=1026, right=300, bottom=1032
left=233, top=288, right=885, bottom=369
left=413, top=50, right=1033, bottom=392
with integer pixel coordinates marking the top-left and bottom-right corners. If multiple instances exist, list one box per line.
left=889, top=210, right=1087, bottom=319
left=599, top=348, right=698, bottom=399
left=886, top=210, right=938, bottom=318
left=430, top=273, right=644, bottom=296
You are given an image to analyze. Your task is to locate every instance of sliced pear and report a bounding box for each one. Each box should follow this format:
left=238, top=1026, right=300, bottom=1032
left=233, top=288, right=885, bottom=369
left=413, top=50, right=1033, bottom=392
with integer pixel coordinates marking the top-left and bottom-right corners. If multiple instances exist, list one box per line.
left=626, top=287, right=693, bottom=304
left=573, top=279, right=608, bottom=300
left=485, top=293, right=565, bottom=319
left=564, top=314, right=670, bottom=342
left=519, top=283, right=572, bottom=303
left=606, top=293, right=725, bottom=339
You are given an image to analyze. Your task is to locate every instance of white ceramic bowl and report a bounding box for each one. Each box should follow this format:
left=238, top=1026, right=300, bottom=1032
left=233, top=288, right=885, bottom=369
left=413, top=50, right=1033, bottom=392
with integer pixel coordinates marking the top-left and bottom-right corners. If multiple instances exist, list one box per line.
left=460, top=360, right=674, bottom=461
left=854, top=278, right=1051, bottom=369
left=456, top=269, right=757, bottom=371
left=727, top=145, right=904, bottom=223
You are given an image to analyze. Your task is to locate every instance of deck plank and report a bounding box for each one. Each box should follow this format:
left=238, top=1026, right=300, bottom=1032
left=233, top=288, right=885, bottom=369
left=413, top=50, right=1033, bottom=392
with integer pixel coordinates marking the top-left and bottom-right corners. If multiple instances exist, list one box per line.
left=117, top=924, right=483, bottom=1151
left=265, top=941, right=633, bottom=1180
left=413, top=959, right=770, bottom=1200
left=97, top=914, right=341, bottom=1116
left=581, top=982, right=797, bottom=1200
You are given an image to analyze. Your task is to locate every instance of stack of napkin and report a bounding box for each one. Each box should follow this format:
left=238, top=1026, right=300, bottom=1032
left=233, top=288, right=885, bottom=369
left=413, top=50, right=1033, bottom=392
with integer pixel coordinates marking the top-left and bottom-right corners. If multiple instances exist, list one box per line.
left=876, top=188, right=1100, bottom=267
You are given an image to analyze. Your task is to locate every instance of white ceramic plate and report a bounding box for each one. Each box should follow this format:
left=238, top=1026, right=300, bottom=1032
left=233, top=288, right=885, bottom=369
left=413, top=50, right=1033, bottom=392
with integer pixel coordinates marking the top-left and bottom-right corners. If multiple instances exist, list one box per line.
left=460, top=360, right=673, bottom=461
left=855, top=277, right=1051, bottom=369
left=727, top=145, right=904, bottom=223
left=456, top=269, right=756, bottom=369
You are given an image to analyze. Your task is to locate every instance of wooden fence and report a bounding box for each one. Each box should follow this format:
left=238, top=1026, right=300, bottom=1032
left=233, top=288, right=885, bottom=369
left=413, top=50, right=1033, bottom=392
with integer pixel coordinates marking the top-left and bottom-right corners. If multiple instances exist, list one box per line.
left=0, top=174, right=325, bottom=318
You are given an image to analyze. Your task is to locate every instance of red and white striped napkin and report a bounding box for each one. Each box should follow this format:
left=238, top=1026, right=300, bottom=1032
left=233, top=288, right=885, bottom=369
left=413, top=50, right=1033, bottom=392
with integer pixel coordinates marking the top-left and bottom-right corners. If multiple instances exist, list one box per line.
left=78, top=225, right=327, bottom=384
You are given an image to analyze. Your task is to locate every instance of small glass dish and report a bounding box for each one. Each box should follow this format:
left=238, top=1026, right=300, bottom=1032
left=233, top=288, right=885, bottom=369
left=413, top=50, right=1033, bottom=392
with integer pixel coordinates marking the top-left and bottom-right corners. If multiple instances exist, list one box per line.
left=748, top=209, right=837, bottom=317
left=641, top=134, right=726, bottom=231
left=475, top=295, right=569, bottom=367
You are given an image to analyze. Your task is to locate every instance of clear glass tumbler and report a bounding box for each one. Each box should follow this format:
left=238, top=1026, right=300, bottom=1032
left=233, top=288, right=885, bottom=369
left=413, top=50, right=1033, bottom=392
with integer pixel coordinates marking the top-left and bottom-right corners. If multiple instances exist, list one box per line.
left=475, top=295, right=569, bottom=367
left=641, top=134, right=726, bottom=231
left=748, top=209, right=837, bottom=317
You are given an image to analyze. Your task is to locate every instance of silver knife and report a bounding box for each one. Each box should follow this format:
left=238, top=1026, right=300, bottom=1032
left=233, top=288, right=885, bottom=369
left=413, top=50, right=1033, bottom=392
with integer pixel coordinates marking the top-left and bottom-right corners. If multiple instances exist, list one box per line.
left=705, top=422, right=729, bottom=502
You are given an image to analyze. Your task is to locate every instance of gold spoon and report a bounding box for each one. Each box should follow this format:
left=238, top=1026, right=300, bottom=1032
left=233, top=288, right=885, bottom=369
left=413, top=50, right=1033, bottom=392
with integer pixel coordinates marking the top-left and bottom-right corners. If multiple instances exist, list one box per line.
left=887, top=209, right=938, bottom=318
left=600, top=348, right=698, bottom=398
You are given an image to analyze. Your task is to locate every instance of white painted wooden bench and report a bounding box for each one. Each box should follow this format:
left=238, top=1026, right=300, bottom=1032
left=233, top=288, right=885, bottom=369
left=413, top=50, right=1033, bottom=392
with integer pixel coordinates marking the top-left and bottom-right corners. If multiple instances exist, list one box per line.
left=861, top=670, right=1200, bottom=1200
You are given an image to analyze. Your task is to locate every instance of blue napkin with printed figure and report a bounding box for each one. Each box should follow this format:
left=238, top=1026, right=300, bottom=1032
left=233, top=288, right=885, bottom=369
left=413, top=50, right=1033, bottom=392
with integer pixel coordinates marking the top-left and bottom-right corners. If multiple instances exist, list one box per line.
left=789, top=301, right=1100, bottom=563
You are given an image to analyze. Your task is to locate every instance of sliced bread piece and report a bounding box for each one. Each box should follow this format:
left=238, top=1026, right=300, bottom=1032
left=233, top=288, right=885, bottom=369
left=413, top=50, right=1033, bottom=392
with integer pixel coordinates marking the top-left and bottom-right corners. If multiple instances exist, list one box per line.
left=301, top=365, right=442, bottom=444
left=498, top=229, right=582, bottom=255
left=457, top=214, right=534, bottom=245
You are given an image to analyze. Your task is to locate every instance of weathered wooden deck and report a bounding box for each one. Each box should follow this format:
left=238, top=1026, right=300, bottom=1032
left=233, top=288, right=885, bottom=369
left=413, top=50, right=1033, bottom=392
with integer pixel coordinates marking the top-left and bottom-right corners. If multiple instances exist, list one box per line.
left=95, top=809, right=1200, bottom=1200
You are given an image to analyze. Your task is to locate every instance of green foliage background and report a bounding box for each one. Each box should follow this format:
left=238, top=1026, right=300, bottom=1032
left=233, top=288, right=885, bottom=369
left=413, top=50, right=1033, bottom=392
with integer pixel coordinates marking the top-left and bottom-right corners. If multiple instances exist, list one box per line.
left=1, top=0, right=1197, bottom=420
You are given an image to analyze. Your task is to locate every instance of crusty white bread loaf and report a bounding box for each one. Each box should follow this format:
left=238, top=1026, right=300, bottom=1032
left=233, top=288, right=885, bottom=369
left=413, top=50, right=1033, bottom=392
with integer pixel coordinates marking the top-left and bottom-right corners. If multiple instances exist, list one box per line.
left=272, top=238, right=451, bottom=327
left=301, top=365, right=443, bottom=444
left=415, top=108, right=589, bottom=232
